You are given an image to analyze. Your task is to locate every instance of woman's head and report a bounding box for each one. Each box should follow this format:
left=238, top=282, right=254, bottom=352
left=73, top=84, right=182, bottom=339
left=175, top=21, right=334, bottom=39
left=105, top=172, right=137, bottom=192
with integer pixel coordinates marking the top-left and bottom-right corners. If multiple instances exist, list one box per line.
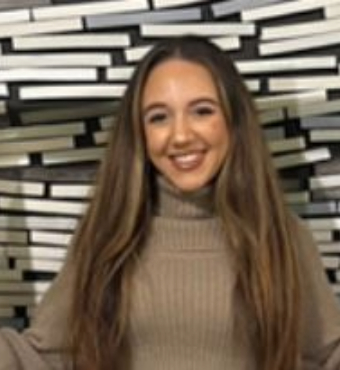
left=118, top=35, right=261, bottom=193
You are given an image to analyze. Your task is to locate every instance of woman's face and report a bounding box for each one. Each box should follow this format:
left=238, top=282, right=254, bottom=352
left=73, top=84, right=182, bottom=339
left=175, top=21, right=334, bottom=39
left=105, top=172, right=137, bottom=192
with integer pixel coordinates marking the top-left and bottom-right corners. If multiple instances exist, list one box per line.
left=141, top=58, right=230, bottom=192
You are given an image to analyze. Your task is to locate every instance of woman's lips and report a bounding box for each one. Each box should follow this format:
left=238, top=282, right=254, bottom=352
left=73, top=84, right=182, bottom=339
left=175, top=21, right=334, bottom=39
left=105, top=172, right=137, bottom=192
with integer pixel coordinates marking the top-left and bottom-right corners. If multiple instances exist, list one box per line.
left=170, top=151, right=205, bottom=171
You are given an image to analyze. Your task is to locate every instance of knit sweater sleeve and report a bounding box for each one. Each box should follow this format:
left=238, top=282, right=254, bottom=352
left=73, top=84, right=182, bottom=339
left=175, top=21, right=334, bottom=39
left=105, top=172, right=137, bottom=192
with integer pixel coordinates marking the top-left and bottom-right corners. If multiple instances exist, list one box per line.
left=295, top=216, right=340, bottom=370
left=0, top=258, right=74, bottom=370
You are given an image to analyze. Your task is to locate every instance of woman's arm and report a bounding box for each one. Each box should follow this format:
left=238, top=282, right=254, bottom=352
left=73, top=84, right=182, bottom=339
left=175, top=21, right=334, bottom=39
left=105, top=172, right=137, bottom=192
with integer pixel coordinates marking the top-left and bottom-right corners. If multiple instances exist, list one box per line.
left=0, top=256, right=74, bottom=370
left=294, top=216, right=340, bottom=369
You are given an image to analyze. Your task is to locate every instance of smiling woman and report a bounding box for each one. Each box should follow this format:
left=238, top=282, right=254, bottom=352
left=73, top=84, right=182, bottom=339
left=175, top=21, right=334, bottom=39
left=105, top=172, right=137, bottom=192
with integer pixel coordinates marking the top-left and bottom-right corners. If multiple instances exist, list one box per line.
left=1, top=35, right=340, bottom=370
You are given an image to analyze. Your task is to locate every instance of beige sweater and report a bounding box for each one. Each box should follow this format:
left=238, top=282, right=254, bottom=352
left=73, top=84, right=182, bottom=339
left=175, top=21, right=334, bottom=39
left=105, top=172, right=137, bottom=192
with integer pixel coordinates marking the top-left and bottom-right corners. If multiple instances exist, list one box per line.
left=1, top=179, right=340, bottom=370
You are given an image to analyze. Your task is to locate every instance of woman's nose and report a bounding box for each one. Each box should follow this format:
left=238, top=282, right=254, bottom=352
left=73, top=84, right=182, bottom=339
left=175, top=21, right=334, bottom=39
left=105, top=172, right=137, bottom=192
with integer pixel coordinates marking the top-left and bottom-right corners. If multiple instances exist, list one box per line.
left=171, top=116, right=194, bottom=147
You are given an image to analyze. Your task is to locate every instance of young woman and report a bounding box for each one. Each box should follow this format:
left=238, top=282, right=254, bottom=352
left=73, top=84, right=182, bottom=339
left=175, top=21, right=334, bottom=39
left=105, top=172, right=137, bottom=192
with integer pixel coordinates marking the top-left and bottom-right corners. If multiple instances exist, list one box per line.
left=1, top=35, right=340, bottom=370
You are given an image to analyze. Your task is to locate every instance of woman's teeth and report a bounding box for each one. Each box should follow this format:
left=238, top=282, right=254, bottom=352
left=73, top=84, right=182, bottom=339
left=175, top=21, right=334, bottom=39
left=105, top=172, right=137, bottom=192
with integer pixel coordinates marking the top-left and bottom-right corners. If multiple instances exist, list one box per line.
left=171, top=152, right=204, bottom=170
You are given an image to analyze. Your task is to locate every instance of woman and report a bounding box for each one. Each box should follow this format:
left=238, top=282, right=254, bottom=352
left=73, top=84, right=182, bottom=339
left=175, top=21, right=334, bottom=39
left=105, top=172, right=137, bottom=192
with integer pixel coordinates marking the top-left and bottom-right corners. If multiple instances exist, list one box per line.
left=1, top=35, right=340, bottom=370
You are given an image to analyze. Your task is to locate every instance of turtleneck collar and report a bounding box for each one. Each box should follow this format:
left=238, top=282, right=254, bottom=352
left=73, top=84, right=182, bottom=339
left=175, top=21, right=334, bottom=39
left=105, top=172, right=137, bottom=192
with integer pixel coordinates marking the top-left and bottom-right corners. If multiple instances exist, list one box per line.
left=152, top=175, right=216, bottom=219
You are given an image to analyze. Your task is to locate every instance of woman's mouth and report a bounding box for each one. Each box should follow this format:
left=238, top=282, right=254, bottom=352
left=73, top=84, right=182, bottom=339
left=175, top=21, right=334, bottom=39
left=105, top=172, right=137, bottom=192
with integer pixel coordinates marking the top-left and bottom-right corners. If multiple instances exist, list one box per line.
left=170, top=151, right=205, bottom=171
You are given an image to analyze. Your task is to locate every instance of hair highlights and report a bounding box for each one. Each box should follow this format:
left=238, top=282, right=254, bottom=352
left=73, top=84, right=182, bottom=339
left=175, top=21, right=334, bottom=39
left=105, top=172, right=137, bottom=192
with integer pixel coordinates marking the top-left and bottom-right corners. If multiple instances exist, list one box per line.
left=68, top=35, right=301, bottom=370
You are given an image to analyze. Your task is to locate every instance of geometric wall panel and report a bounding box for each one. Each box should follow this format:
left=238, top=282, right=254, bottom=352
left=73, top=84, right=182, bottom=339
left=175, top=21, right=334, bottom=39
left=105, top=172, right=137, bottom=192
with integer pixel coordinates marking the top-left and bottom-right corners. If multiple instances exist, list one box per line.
left=1, top=0, right=340, bottom=329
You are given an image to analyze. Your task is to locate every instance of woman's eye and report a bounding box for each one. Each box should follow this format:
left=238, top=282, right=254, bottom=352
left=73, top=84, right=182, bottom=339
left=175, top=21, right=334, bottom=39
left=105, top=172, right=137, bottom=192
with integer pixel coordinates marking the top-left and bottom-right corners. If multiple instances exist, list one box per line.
left=146, top=112, right=167, bottom=124
left=194, top=106, right=215, bottom=116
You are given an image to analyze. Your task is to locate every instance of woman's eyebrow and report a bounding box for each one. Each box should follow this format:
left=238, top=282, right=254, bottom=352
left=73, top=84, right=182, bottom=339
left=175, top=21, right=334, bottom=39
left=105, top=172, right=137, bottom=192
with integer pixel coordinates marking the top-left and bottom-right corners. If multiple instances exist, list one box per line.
left=188, top=97, right=219, bottom=107
left=142, top=102, right=167, bottom=117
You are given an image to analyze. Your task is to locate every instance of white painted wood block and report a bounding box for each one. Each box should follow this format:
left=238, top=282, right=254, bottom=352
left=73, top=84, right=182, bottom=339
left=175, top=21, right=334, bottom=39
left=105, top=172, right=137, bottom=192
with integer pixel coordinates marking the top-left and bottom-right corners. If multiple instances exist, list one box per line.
left=261, top=17, right=340, bottom=40
left=42, top=147, right=105, bottom=165
left=269, top=76, right=340, bottom=92
left=0, top=294, right=42, bottom=307
left=20, top=84, right=126, bottom=100
left=2, top=246, right=67, bottom=260
left=100, top=116, right=115, bottom=129
left=0, top=281, right=51, bottom=294
left=260, top=30, right=340, bottom=56
left=106, top=67, right=135, bottom=81
left=0, top=68, right=97, bottom=82
left=310, top=174, right=340, bottom=189
left=0, top=179, right=44, bottom=196
left=0, top=18, right=82, bottom=39
left=245, top=79, right=260, bottom=92
left=141, top=22, right=256, bottom=37
left=273, top=148, right=331, bottom=169
left=210, top=35, right=241, bottom=51
left=305, top=218, right=340, bottom=230
left=285, top=191, right=310, bottom=204
left=312, top=231, right=332, bottom=242
left=51, top=184, right=93, bottom=199
left=30, top=231, right=73, bottom=245
left=33, top=0, right=148, bottom=20
left=124, top=45, right=152, bottom=62
left=319, top=243, right=340, bottom=253
left=14, top=33, right=130, bottom=50
left=255, top=90, right=326, bottom=110
left=325, top=4, right=340, bottom=18
left=94, top=131, right=109, bottom=144
left=0, top=9, right=30, bottom=24
left=268, top=137, right=306, bottom=154
left=242, top=0, right=340, bottom=22
left=0, top=53, right=111, bottom=68
left=0, top=231, right=27, bottom=244
left=16, top=259, right=63, bottom=273
left=0, top=122, right=85, bottom=142
left=152, top=0, right=208, bottom=9
left=0, top=269, right=22, bottom=281
left=0, top=83, right=8, bottom=97
left=0, top=216, right=78, bottom=231
left=0, top=154, right=30, bottom=168
left=288, top=99, right=340, bottom=119
left=310, top=129, right=340, bottom=142
left=0, top=137, right=74, bottom=155
left=322, top=256, right=339, bottom=269
left=259, top=109, right=285, bottom=125
left=236, top=57, right=337, bottom=73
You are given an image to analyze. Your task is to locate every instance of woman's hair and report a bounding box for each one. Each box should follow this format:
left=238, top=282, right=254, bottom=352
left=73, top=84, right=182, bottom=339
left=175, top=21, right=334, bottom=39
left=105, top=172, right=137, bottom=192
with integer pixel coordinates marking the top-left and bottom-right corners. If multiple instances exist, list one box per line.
left=68, top=35, right=301, bottom=370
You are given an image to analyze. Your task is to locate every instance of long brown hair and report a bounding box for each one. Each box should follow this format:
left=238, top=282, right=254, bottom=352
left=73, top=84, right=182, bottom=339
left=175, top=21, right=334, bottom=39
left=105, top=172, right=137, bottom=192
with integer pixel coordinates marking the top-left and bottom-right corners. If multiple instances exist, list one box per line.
left=67, top=35, right=301, bottom=370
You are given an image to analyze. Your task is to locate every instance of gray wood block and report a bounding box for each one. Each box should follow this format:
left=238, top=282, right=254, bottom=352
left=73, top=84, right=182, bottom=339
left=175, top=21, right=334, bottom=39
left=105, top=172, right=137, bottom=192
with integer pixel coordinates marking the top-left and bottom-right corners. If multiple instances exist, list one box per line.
left=313, top=188, right=340, bottom=201
left=0, top=0, right=50, bottom=10
left=315, top=158, right=340, bottom=176
left=300, top=116, right=340, bottom=129
left=0, top=165, right=97, bottom=182
left=212, top=0, right=283, bottom=18
left=20, top=101, right=119, bottom=124
left=0, top=317, right=25, bottom=330
left=263, top=126, right=285, bottom=140
left=0, top=215, right=78, bottom=231
left=291, top=201, right=337, bottom=216
left=86, top=7, right=201, bottom=29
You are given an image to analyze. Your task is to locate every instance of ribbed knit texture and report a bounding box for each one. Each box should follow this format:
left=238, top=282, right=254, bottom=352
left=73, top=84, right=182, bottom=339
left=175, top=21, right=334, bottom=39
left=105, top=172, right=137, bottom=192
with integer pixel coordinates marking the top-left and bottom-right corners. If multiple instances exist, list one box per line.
left=126, top=177, right=255, bottom=370
left=2, top=178, right=340, bottom=369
